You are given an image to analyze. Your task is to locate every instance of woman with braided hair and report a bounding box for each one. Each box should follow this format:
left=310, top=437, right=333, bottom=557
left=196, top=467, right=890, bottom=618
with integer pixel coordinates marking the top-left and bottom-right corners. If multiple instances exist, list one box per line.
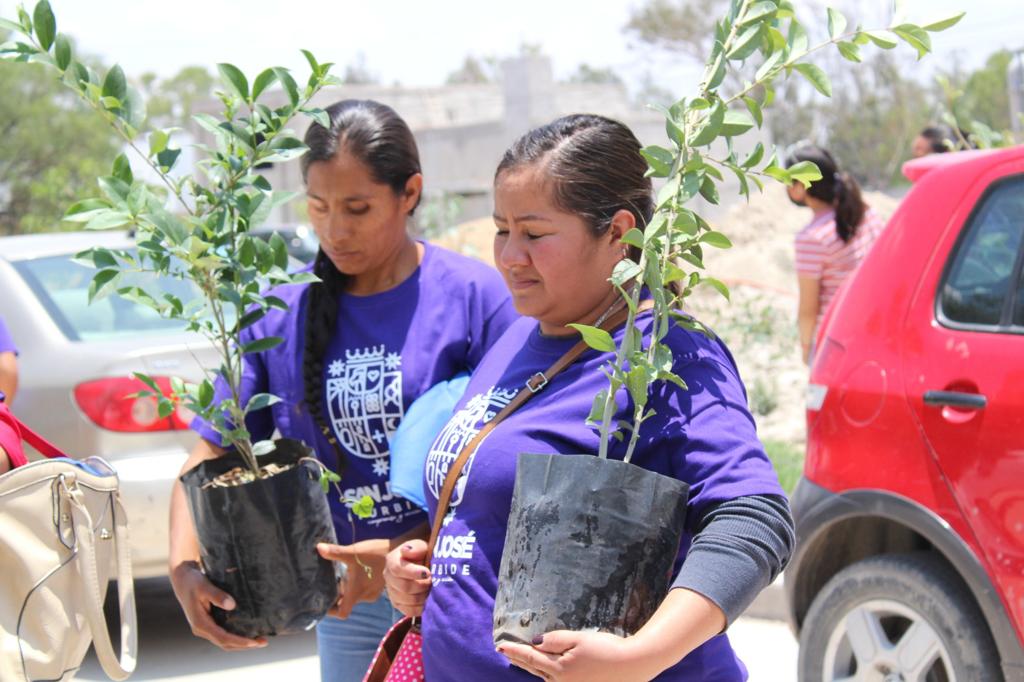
left=785, top=144, right=885, bottom=364
left=168, top=99, right=517, bottom=681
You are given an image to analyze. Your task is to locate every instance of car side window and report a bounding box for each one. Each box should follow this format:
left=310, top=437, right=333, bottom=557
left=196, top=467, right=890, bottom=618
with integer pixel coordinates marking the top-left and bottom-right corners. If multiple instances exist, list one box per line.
left=1015, top=269, right=1024, bottom=326
left=940, top=176, right=1024, bottom=328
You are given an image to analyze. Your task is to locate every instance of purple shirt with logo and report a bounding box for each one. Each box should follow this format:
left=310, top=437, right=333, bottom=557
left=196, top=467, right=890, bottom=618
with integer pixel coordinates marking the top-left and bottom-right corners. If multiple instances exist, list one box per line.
left=0, top=316, right=17, bottom=355
left=192, top=243, right=517, bottom=543
left=421, top=312, right=784, bottom=681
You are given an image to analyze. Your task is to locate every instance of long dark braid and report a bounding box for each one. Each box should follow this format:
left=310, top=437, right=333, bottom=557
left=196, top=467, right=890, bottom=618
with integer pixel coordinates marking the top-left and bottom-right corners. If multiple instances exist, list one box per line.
left=299, top=99, right=422, bottom=474
left=302, top=250, right=348, bottom=473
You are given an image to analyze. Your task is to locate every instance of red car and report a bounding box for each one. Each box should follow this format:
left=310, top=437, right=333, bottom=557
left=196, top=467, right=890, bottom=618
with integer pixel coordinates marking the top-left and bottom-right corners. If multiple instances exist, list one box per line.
left=787, top=145, right=1024, bottom=682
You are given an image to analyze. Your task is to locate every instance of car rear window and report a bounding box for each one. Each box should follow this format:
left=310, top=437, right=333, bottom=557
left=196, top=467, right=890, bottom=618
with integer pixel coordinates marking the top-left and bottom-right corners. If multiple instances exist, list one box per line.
left=13, top=254, right=203, bottom=342
left=940, top=176, right=1024, bottom=328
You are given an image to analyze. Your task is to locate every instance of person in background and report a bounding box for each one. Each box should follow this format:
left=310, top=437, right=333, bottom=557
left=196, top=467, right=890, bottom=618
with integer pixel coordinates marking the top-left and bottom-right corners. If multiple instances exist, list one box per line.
left=786, top=145, right=885, bottom=364
left=912, top=125, right=955, bottom=157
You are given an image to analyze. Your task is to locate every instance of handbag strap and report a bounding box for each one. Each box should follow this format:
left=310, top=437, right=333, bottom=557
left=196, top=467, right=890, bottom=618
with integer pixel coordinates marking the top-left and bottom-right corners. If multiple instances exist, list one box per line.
left=425, top=300, right=649, bottom=561
left=66, top=479, right=138, bottom=680
left=0, top=403, right=65, bottom=459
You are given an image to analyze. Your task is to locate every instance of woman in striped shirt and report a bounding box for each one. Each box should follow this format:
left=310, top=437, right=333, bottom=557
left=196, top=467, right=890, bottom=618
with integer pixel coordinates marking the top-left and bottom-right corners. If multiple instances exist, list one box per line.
left=786, top=145, right=885, bottom=363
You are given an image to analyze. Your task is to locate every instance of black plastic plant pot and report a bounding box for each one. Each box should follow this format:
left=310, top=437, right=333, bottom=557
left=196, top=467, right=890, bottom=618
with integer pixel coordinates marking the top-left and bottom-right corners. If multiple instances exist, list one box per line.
left=493, top=453, right=689, bottom=645
left=180, top=438, right=339, bottom=638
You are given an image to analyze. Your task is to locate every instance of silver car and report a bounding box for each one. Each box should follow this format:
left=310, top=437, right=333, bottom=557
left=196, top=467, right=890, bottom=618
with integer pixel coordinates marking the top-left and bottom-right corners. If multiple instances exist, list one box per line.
left=0, top=231, right=218, bottom=579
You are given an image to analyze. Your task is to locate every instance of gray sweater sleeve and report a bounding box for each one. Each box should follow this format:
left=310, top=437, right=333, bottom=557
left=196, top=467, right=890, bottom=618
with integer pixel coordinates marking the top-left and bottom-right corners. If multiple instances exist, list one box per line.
left=671, top=494, right=795, bottom=625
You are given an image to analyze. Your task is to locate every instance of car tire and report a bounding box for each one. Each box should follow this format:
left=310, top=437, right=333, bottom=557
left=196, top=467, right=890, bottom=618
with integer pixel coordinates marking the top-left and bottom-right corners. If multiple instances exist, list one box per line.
left=798, top=552, right=1003, bottom=682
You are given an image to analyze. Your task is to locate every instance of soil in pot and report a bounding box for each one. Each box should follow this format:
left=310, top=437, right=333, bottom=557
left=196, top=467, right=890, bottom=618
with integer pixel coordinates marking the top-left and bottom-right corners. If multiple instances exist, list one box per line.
left=180, top=438, right=339, bottom=638
left=493, top=453, right=688, bottom=645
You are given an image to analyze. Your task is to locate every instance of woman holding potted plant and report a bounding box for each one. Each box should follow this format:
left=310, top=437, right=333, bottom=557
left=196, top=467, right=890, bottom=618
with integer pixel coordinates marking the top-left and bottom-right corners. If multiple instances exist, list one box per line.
left=169, top=99, right=517, bottom=681
left=383, top=114, right=795, bottom=681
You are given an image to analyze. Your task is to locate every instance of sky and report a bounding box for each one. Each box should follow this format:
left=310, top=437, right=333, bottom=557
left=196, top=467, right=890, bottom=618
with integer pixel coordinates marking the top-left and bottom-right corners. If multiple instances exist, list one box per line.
left=4, top=0, right=1022, bottom=93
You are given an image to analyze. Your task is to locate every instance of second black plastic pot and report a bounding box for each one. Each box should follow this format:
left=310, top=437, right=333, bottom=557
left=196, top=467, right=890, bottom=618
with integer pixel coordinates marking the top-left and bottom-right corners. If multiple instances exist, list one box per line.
left=493, top=453, right=688, bottom=645
left=180, top=438, right=339, bottom=638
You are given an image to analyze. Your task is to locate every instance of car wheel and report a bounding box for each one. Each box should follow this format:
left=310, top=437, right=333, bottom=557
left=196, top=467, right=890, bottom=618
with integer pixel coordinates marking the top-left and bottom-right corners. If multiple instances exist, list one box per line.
left=798, top=552, right=1002, bottom=682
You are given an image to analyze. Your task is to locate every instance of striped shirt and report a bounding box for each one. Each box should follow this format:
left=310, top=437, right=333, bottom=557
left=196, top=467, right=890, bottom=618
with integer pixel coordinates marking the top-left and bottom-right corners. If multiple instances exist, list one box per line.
left=795, top=208, right=885, bottom=323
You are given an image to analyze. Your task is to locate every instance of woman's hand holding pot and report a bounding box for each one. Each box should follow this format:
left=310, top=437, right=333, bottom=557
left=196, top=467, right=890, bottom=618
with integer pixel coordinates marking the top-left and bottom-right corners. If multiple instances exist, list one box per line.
left=317, top=539, right=390, bottom=618
left=169, top=560, right=268, bottom=650
left=381, top=540, right=432, bottom=616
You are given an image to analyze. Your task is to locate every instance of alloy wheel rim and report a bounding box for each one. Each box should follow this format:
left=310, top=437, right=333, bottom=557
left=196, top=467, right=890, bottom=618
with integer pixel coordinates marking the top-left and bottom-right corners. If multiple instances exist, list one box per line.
left=822, top=598, right=955, bottom=682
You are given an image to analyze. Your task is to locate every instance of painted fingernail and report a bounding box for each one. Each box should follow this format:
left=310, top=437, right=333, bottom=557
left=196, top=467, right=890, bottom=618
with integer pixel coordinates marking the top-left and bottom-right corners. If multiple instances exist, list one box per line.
left=496, top=646, right=505, bottom=654
left=531, top=634, right=544, bottom=645
left=420, top=569, right=430, bottom=578
left=403, top=544, right=413, bottom=551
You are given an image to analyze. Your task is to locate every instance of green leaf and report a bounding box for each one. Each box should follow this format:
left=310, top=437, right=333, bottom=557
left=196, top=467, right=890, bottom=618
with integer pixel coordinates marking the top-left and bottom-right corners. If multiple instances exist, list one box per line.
left=84, top=210, right=132, bottom=231
left=112, top=153, right=133, bottom=184
left=269, top=231, right=289, bottom=269
left=700, top=276, right=731, bottom=301
left=246, top=393, right=282, bottom=412
left=0, top=18, right=24, bottom=34
left=921, top=12, right=965, bottom=32
left=566, top=324, right=616, bottom=352
left=721, top=110, right=755, bottom=137
left=251, top=68, right=277, bottom=100
left=87, top=269, right=120, bottom=302
left=197, top=380, right=215, bottom=408
left=727, top=24, right=763, bottom=61
left=620, top=228, right=644, bottom=249
left=156, top=147, right=181, bottom=171
left=742, top=142, right=765, bottom=168
left=827, top=7, right=847, bottom=40
left=586, top=390, right=609, bottom=425
left=272, top=67, right=299, bottom=106
left=625, top=366, right=650, bottom=409
left=892, top=24, right=931, bottom=58
left=253, top=440, right=276, bottom=457
left=217, top=62, right=249, bottom=101
left=863, top=30, right=898, bottom=49
left=32, top=0, right=55, bottom=51
left=788, top=21, right=809, bottom=56
left=837, top=41, right=862, bottom=62
left=101, top=65, right=126, bottom=101
left=611, top=257, right=642, bottom=286
left=788, top=160, right=823, bottom=187
left=699, top=176, right=720, bottom=205
left=738, top=1, right=777, bottom=26
left=640, top=145, right=674, bottom=178
left=65, top=198, right=111, bottom=219
left=350, top=495, right=374, bottom=520
left=300, top=48, right=320, bottom=75
left=241, top=336, right=284, bottom=354
left=302, top=107, right=331, bottom=130
left=53, top=33, right=71, bottom=70
left=691, top=101, right=725, bottom=147
left=665, top=117, right=686, bottom=148
left=149, top=129, right=169, bottom=156
left=794, top=63, right=832, bottom=97
left=742, top=96, right=763, bottom=128
left=664, top=262, right=688, bottom=284
left=16, top=6, right=32, bottom=33
left=700, top=231, right=733, bottom=249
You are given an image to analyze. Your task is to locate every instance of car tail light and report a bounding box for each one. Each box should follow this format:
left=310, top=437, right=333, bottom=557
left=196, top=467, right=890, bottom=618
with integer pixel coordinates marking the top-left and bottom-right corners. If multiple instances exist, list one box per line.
left=74, top=376, right=190, bottom=432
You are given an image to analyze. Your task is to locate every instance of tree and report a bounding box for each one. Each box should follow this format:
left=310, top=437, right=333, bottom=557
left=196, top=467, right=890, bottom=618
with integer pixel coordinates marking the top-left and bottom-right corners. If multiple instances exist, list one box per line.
left=0, top=59, right=120, bottom=234
left=625, top=0, right=726, bottom=62
left=342, top=52, right=378, bottom=85
left=951, top=49, right=1013, bottom=133
left=139, top=65, right=215, bottom=128
left=445, top=55, right=498, bottom=84
left=566, top=63, right=624, bottom=85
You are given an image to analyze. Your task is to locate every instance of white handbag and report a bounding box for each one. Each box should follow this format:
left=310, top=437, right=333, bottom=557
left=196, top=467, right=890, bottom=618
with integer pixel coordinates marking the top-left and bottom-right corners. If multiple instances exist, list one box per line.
left=0, top=414, right=137, bottom=681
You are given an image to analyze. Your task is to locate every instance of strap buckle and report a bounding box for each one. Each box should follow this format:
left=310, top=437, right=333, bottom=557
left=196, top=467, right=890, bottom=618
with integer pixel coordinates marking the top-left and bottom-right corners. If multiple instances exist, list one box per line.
left=526, top=372, right=549, bottom=393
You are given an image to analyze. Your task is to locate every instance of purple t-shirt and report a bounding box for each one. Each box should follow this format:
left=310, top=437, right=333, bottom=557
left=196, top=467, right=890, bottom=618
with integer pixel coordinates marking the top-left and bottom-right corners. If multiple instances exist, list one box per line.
left=0, top=316, right=17, bottom=355
left=192, top=243, right=517, bottom=543
left=421, top=312, right=784, bottom=681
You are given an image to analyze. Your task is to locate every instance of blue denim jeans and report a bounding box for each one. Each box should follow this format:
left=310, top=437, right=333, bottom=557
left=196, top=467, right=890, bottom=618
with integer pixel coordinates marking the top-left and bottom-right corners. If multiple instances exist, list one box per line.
left=316, top=593, right=403, bottom=682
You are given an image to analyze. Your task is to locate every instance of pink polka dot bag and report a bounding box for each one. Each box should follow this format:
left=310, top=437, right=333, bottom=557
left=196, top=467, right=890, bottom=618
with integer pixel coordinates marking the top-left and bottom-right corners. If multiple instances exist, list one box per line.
left=362, top=616, right=423, bottom=682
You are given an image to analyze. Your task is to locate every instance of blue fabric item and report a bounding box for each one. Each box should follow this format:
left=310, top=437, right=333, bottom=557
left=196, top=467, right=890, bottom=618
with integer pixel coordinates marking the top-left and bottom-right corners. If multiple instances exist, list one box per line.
left=388, top=374, right=470, bottom=510
left=316, top=593, right=403, bottom=682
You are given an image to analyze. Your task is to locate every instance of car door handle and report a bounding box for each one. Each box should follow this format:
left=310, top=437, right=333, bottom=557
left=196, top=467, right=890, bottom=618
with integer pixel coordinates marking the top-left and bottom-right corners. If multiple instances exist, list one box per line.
left=923, top=390, right=987, bottom=410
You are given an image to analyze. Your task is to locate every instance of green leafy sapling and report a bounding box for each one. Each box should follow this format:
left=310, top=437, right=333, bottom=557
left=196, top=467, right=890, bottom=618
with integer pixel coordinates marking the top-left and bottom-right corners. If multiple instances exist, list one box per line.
left=1, top=1, right=341, bottom=478
left=571, top=0, right=964, bottom=462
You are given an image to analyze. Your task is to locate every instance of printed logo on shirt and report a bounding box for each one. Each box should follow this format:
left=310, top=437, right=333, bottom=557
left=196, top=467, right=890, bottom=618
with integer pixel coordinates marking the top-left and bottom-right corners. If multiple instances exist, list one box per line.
left=326, top=345, right=404, bottom=478
left=424, top=386, right=517, bottom=509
